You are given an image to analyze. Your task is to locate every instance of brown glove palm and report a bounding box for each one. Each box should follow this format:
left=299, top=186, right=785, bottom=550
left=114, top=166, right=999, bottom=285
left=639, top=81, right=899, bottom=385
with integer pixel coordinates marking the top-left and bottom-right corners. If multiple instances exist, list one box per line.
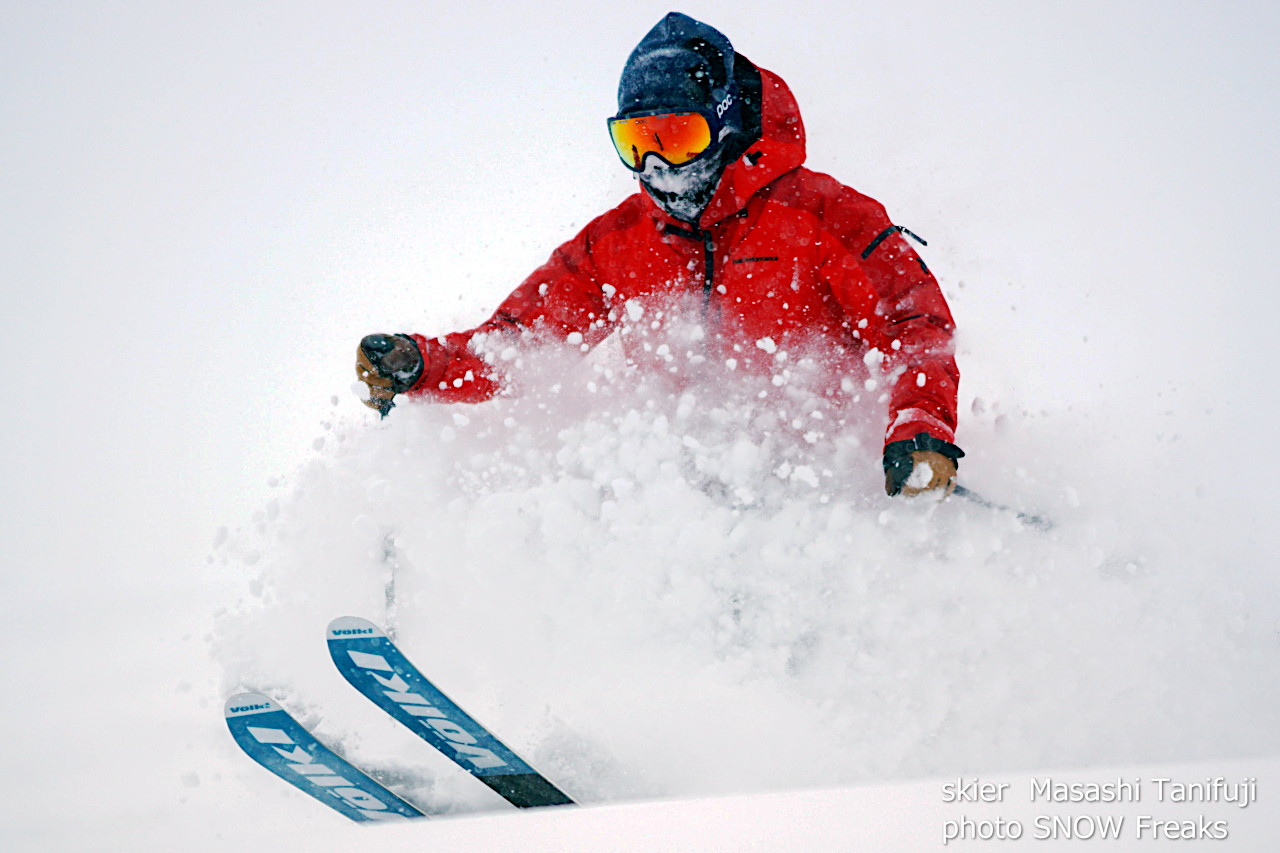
left=883, top=432, right=964, bottom=498
left=356, top=334, right=424, bottom=415
left=897, top=450, right=958, bottom=498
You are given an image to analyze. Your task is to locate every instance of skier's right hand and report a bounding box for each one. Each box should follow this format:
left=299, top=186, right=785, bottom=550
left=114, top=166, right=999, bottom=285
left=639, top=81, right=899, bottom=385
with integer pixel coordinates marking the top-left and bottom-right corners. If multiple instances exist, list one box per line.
left=356, top=334, right=424, bottom=415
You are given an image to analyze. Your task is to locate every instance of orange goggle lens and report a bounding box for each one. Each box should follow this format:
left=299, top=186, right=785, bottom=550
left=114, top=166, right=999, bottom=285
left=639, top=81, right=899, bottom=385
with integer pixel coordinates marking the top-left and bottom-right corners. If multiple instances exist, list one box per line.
left=608, top=112, right=713, bottom=170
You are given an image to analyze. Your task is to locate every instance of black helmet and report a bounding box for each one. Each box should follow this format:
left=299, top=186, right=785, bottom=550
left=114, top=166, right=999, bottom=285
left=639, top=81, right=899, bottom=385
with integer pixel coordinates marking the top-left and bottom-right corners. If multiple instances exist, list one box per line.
left=616, top=11, right=746, bottom=137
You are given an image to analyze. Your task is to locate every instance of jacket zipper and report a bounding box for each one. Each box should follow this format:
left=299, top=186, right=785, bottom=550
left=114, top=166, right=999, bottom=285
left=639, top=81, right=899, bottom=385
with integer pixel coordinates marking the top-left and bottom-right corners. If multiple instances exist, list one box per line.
left=663, top=223, right=717, bottom=324
left=700, top=228, right=715, bottom=321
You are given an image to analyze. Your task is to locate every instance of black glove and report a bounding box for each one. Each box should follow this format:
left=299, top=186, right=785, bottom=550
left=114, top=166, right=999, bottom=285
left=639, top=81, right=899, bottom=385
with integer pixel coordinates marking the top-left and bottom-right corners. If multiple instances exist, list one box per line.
left=883, top=431, right=964, bottom=497
left=356, top=334, right=424, bottom=415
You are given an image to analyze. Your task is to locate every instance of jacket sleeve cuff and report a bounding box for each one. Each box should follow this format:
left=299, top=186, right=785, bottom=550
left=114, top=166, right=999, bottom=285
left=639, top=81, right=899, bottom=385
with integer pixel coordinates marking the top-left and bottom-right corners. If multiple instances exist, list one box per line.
left=884, top=406, right=956, bottom=446
left=406, top=333, right=445, bottom=395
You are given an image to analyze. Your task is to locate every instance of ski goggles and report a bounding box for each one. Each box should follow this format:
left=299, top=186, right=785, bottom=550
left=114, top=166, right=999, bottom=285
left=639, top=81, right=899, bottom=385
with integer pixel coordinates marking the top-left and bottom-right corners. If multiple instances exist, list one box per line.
left=607, top=111, right=714, bottom=171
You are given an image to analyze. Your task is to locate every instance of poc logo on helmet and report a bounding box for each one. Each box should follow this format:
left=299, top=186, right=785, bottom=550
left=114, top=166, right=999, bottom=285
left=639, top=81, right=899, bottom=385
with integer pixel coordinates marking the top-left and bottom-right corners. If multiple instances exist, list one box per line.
left=715, top=92, right=735, bottom=118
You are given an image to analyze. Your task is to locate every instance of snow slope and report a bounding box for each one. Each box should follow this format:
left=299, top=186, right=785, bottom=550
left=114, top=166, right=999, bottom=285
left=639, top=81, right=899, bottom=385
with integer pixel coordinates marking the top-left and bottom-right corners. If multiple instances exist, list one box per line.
left=212, top=362, right=1277, bottom=807
left=97, top=756, right=1280, bottom=852
left=1, top=1, right=1278, bottom=850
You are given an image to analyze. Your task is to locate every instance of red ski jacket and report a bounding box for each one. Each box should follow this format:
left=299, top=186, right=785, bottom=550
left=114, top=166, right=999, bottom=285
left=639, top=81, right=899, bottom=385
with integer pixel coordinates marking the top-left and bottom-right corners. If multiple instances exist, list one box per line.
left=406, top=68, right=959, bottom=447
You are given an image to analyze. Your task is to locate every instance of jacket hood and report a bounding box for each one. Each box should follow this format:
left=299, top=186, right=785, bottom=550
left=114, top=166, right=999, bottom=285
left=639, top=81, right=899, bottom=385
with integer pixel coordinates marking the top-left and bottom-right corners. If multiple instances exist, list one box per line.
left=638, top=65, right=807, bottom=229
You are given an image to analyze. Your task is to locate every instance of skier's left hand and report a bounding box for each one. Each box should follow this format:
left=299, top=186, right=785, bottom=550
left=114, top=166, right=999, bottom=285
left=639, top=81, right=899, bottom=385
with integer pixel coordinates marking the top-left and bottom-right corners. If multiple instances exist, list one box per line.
left=883, top=432, right=964, bottom=498
left=897, top=450, right=957, bottom=498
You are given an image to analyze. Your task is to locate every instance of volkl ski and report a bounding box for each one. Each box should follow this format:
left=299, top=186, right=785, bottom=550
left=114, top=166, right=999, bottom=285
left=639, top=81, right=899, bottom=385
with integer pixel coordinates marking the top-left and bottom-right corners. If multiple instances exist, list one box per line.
left=326, top=616, right=575, bottom=808
left=225, top=692, right=426, bottom=822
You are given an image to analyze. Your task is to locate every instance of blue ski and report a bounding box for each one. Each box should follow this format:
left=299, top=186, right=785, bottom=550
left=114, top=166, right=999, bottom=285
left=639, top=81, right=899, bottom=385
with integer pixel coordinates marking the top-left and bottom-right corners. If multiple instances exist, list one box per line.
left=224, top=692, right=426, bottom=822
left=326, top=616, right=575, bottom=808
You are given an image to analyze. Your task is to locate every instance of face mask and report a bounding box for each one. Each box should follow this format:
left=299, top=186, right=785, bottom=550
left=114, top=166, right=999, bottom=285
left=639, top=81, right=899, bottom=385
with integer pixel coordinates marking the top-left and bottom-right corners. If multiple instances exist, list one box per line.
left=638, top=147, right=728, bottom=223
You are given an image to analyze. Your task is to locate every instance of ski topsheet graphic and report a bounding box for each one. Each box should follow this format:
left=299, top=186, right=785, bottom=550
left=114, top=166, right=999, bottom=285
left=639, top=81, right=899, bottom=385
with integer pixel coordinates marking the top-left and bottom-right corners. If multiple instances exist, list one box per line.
left=326, top=616, right=575, bottom=808
left=225, top=692, right=426, bottom=822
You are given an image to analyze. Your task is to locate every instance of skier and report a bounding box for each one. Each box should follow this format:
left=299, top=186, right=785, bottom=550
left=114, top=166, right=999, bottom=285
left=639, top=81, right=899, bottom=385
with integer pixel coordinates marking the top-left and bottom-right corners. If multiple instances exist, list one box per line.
left=356, top=12, right=962, bottom=498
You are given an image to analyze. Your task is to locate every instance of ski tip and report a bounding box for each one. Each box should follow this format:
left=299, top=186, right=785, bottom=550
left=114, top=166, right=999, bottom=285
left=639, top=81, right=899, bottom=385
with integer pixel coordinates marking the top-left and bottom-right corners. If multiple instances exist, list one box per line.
left=225, top=692, right=282, bottom=719
left=326, top=616, right=386, bottom=642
